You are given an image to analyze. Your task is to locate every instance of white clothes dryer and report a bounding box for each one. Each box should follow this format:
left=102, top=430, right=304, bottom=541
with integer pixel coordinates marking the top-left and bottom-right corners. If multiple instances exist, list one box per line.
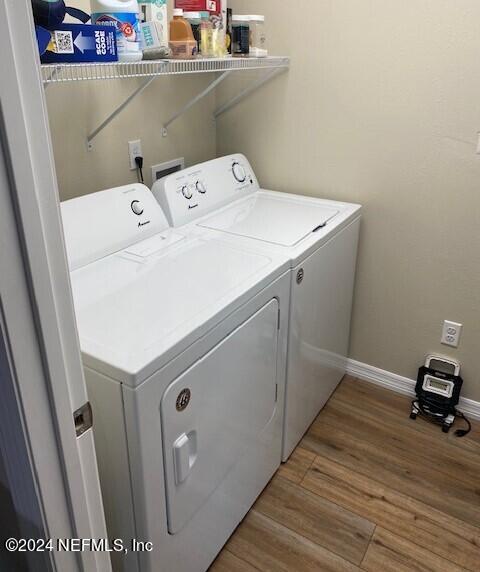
left=61, top=183, right=290, bottom=572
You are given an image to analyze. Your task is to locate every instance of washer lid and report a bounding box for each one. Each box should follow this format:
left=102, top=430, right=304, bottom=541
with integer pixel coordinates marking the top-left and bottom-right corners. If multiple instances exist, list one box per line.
left=197, top=194, right=340, bottom=247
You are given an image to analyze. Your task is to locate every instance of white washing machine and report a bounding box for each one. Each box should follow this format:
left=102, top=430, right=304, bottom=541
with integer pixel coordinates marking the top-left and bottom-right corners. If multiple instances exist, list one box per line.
left=61, top=183, right=290, bottom=572
left=153, top=155, right=362, bottom=460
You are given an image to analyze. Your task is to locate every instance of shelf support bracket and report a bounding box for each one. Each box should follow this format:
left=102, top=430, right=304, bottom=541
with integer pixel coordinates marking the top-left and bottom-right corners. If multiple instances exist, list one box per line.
left=214, top=66, right=287, bottom=119
left=162, top=70, right=232, bottom=137
left=87, top=75, right=158, bottom=150
left=43, top=66, right=63, bottom=89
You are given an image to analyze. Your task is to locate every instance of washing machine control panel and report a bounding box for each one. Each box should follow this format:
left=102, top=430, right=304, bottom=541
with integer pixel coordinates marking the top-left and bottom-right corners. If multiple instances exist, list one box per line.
left=153, top=154, right=259, bottom=227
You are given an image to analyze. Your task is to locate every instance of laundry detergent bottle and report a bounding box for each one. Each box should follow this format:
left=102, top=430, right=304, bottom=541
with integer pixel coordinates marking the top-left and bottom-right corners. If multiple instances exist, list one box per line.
left=90, top=0, right=143, bottom=62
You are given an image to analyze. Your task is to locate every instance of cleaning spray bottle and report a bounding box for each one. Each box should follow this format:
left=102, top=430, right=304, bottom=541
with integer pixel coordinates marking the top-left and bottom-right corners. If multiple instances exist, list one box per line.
left=90, top=0, right=143, bottom=62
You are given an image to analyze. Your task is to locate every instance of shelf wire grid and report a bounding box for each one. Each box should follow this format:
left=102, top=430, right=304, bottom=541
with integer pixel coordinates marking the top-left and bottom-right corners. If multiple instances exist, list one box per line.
left=42, top=56, right=290, bottom=84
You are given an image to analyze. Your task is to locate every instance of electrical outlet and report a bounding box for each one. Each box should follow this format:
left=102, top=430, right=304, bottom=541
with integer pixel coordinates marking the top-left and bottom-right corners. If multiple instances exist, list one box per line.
left=441, top=320, right=463, bottom=348
left=128, top=140, right=143, bottom=171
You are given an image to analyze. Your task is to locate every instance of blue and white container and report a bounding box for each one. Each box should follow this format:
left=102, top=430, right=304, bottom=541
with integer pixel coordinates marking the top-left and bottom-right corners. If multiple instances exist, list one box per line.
left=91, top=0, right=143, bottom=62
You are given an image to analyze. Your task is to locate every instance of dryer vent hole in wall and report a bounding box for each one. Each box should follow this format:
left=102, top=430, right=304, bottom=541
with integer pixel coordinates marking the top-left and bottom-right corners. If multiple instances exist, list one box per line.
left=152, top=158, right=185, bottom=183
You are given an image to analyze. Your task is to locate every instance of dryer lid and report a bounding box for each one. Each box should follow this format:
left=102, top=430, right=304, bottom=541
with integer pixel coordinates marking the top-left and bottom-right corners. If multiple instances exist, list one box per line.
left=69, top=235, right=278, bottom=382
left=197, top=194, right=340, bottom=247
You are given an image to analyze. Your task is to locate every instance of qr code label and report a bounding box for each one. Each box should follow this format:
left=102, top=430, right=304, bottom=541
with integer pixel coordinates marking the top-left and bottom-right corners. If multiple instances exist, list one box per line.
left=55, top=31, right=74, bottom=54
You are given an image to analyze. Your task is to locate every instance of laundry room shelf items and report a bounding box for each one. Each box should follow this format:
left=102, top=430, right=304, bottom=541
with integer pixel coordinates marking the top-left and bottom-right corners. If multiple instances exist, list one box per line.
left=41, top=57, right=290, bottom=149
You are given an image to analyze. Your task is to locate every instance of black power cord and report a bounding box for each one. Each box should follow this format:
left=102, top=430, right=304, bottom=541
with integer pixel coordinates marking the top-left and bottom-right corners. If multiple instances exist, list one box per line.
left=454, top=411, right=472, bottom=437
left=411, top=398, right=472, bottom=437
left=135, top=156, right=144, bottom=184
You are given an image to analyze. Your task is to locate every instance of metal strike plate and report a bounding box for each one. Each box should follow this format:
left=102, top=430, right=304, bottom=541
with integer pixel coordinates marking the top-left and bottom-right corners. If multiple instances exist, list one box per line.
left=74, top=402, right=93, bottom=437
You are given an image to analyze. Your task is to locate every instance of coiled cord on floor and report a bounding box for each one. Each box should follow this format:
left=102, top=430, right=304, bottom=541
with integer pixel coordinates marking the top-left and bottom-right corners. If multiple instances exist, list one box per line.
left=411, top=399, right=472, bottom=437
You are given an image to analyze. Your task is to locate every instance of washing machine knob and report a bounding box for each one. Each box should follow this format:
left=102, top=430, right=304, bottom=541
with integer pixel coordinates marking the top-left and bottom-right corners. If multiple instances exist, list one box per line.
left=232, top=162, right=246, bottom=183
left=131, top=200, right=144, bottom=216
left=196, top=181, right=207, bottom=194
left=182, top=185, right=193, bottom=200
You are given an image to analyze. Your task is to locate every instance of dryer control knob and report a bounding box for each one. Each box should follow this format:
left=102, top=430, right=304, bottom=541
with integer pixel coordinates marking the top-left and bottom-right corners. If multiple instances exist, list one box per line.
left=196, top=181, right=207, bottom=194
left=131, top=200, right=144, bottom=216
left=232, top=162, right=247, bottom=183
left=182, top=185, right=193, bottom=200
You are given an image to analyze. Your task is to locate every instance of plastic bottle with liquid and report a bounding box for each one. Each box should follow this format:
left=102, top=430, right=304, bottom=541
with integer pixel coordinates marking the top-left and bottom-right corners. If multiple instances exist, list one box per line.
left=169, top=8, right=198, bottom=59
left=91, top=0, right=143, bottom=62
left=199, top=12, right=213, bottom=57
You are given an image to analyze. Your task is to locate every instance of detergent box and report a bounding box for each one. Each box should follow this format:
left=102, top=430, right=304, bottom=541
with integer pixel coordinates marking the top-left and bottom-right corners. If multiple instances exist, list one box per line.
left=39, top=24, right=118, bottom=63
left=139, top=0, right=168, bottom=49
left=174, top=0, right=222, bottom=17
left=139, top=0, right=168, bottom=25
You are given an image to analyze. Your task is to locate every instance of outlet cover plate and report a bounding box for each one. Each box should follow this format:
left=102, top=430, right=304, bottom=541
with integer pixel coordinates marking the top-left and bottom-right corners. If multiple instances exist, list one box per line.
left=441, top=320, right=463, bottom=348
left=129, top=140, right=143, bottom=171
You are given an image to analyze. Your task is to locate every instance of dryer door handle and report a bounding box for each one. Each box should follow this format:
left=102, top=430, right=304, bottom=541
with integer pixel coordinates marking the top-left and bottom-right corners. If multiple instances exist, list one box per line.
left=173, top=431, right=197, bottom=485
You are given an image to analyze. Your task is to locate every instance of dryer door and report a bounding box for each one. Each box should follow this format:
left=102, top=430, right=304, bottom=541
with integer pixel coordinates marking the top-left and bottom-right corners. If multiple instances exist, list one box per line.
left=161, top=299, right=280, bottom=534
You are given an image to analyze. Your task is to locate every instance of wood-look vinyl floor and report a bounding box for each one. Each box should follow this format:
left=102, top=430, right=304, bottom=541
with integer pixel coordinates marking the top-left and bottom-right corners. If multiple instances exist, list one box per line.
left=209, top=376, right=480, bottom=572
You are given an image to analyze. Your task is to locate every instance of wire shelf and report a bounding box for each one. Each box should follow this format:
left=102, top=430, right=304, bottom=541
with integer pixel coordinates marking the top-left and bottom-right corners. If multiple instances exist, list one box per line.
left=42, top=56, right=290, bottom=84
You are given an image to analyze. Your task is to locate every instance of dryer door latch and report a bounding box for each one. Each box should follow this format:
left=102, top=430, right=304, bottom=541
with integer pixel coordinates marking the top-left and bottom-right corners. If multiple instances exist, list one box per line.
left=73, top=402, right=93, bottom=438
left=173, top=431, right=198, bottom=484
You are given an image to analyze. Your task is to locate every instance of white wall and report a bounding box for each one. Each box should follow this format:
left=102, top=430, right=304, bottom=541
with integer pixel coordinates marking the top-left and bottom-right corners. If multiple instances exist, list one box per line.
left=218, top=0, right=480, bottom=401
left=46, top=0, right=216, bottom=199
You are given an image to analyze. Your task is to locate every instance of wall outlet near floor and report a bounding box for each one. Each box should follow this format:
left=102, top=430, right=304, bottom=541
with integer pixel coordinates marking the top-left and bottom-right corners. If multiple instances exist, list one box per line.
left=441, top=320, right=463, bottom=348
left=128, top=139, right=143, bottom=171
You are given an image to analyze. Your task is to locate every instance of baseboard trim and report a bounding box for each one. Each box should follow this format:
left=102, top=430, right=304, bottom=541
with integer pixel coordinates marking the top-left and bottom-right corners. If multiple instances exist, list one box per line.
left=346, top=358, right=480, bottom=421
